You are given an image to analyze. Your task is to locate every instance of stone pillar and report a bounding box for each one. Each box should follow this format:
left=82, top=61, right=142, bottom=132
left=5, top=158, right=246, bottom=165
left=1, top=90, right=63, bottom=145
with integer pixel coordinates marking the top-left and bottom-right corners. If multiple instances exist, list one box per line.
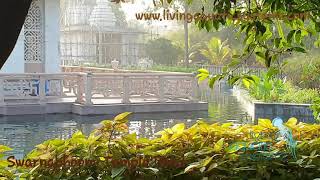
left=44, top=0, right=61, bottom=73
left=24, top=0, right=45, bottom=73
left=121, top=34, right=128, bottom=66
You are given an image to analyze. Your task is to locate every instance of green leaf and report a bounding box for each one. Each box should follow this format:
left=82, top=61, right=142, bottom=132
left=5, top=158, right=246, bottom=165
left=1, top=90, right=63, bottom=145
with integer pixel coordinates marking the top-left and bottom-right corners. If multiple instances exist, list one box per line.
left=71, top=131, right=85, bottom=139
left=295, top=30, right=301, bottom=43
left=285, top=117, right=298, bottom=127
left=198, top=69, right=209, bottom=74
left=198, top=73, right=209, bottom=83
left=0, top=145, right=12, bottom=153
left=292, top=47, right=306, bottom=53
left=195, top=147, right=214, bottom=155
left=114, top=112, right=132, bottom=124
left=111, top=166, right=126, bottom=178
left=255, top=51, right=265, bottom=59
left=226, top=142, right=247, bottom=153
left=184, top=162, right=201, bottom=173
left=201, top=156, right=213, bottom=167
left=287, top=30, right=295, bottom=43
left=213, top=138, right=224, bottom=152
left=205, top=21, right=213, bottom=31
left=209, top=75, right=219, bottom=89
left=144, top=167, right=159, bottom=174
left=171, top=123, right=185, bottom=134
left=242, top=79, right=251, bottom=89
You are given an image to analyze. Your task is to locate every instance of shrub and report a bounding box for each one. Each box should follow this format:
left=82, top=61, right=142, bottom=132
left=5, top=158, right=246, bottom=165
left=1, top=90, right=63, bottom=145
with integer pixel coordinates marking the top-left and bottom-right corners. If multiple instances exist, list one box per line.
left=311, top=97, right=320, bottom=122
left=243, top=68, right=286, bottom=102
left=279, top=82, right=320, bottom=104
left=283, top=52, right=320, bottom=89
left=1, top=113, right=320, bottom=179
left=145, top=38, right=183, bottom=66
left=243, top=68, right=320, bottom=104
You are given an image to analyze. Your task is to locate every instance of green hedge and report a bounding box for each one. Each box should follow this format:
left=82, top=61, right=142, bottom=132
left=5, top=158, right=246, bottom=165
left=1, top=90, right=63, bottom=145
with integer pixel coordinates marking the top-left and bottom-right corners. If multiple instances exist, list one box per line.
left=1, top=113, right=320, bottom=180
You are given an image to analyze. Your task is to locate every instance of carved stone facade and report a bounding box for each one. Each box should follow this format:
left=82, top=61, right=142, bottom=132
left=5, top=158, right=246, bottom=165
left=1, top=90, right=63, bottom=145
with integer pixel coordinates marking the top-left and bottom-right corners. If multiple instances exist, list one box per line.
left=1, top=0, right=60, bottom=73
left=24, top=0, right=45, bottom=72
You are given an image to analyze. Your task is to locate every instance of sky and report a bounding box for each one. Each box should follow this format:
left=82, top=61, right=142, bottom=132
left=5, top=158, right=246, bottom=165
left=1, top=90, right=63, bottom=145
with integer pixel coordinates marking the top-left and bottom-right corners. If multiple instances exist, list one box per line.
left=120, top=0, right=182, bottom=31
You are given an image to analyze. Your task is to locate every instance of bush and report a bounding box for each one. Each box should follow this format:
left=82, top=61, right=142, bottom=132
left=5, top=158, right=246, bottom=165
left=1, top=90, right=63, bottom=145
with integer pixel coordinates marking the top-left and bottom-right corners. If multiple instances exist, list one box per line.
left=279, top=82, right=320, bottom=104
left=311, top=97, right=320, bottom=122
left=145, top=38, right=183, bottom=66
left=244, top=70, right=320, bottom=104
left=283, top=52, right=320, bottom=89
left=1, top=113, right=320, bottom=179
left=243, top=68, right=286, bottom=102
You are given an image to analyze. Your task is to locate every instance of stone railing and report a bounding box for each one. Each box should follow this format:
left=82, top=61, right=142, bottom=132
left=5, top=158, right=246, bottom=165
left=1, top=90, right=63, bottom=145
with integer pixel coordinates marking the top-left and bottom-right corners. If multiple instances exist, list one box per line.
left=0, top=72, right=198, bottom=105
left=200, top=65, right=267, bottom=77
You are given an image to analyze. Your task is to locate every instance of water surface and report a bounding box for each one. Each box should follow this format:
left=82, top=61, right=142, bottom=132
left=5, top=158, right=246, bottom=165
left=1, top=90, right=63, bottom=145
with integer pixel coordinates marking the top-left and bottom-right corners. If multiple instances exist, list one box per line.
left=0, top=83, right=250, bottom=157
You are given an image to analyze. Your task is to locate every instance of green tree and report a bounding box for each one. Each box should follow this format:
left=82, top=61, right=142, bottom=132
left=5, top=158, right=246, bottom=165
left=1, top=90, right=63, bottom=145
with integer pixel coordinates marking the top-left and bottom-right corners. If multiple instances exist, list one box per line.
left=200, top=37, right=232, bottom=65
left=110, top=2, right=128, bottom=27
left=145, top=38, right=183, bottom=65
left=183, top=0, right=320, bottom=87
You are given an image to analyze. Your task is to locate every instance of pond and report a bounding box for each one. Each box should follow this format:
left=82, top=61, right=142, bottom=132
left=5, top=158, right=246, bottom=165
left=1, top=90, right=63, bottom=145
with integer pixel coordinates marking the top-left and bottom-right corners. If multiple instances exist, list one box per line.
left=0, top=82, right=250, bottom=157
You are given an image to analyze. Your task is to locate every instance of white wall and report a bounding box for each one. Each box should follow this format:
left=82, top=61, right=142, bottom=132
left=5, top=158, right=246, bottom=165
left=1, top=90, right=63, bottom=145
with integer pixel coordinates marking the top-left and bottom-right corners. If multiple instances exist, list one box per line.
left=0, top=31, right=25, bottom=73
left=44, top=0, right=61, bottom=73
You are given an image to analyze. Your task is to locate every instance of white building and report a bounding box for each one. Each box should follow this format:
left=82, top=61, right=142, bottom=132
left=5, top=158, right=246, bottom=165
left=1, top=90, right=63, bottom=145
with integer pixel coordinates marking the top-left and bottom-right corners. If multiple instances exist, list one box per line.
left=1, top=0, right=146, bottom=73
left=1, top=0, right=60, bottom=73
left=60, top=0, right=146, bottom=66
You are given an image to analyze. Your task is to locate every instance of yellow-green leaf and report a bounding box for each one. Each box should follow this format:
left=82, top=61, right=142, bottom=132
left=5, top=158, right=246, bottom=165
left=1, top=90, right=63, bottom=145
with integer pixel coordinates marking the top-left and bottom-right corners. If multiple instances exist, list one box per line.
left=114, top=112, right=132, bottom=124
left=285, top=117, right=298, bottom=127
left=172, top=123, right=185, bottom=134
left=0, top=145, right=12, bottom=153
left=213, top=138, right=224, bottom=152
left=242, top=79, right=251, bottom=89
left=198, top=69, right=209, bottom=74
left=258, top=119, right=274, bottom=129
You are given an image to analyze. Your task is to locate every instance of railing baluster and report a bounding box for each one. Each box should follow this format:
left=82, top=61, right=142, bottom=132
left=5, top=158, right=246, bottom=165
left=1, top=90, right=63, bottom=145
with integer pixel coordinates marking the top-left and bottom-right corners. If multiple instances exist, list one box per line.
left=191, top=75, right=198, bottom=102
left=39, top=75, right=46, bottom=104
left=76, top=73, right=85, bottom=104
left=159, top=75, right=165, bottom=102
left=122, top=75, right=130, bottom=104
left=85, top=73, right=93, bottom=105
left=0, top=77, right=4, bottom=106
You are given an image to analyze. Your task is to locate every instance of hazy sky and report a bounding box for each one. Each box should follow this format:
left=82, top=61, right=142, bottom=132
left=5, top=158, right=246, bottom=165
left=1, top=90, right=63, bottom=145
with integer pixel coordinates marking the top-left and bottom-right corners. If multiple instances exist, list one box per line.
left=121, top=0, right=153, bottom=20
left=120, top=0, right=181, bottom=30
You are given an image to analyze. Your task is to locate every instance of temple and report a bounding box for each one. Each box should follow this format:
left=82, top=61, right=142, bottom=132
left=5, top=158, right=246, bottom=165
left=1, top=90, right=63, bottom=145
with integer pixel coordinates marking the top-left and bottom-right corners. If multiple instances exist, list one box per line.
left=1, top=0, right=146, bottom=73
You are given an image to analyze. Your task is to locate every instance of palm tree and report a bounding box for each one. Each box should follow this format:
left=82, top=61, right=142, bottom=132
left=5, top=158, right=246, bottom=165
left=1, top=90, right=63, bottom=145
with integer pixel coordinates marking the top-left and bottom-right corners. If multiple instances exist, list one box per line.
left=200, top=37, right=232, bottom=65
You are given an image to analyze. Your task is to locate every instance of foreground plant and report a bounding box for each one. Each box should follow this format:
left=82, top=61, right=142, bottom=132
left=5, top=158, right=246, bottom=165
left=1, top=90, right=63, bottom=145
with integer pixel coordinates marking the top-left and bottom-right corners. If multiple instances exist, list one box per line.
left=1, top=113, right=320, bottom=179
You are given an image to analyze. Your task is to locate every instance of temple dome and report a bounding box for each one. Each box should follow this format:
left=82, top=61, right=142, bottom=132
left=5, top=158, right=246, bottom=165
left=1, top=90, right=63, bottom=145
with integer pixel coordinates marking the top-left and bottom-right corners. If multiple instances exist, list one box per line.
left=68, top=4, right=91, bottom=26
left=89, top=0, right=116, bottom=30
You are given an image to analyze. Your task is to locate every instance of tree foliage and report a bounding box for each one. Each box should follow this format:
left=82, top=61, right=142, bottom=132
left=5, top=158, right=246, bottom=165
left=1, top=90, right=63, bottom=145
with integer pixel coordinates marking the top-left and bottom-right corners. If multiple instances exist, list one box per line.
left=145, top=38, right=183, bottom=65
left=200, top=37, right=232, bottom=65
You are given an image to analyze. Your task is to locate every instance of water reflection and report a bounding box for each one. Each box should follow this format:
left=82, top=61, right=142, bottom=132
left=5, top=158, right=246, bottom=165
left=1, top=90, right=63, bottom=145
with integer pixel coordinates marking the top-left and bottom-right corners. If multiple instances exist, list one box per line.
left=199, top=81, right=251, bottom=123
left=0, top=82, right=250, bottom=156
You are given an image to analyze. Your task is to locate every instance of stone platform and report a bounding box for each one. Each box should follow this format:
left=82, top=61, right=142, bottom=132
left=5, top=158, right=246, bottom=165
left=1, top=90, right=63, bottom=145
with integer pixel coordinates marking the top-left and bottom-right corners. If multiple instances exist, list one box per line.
left=0, top=100, right=208, bottom=116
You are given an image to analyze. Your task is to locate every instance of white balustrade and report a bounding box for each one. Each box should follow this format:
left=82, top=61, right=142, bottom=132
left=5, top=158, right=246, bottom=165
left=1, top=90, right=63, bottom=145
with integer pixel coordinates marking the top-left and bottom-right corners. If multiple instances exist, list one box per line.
left=0, top=72, right=198, bottom=105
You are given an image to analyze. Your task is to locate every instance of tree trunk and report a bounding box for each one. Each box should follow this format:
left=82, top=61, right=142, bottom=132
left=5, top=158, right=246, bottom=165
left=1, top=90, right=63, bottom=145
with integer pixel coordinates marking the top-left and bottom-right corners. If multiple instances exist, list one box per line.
left=0, top=0, right=32, bottom=69
left=184, top=3, right=189, bottom=67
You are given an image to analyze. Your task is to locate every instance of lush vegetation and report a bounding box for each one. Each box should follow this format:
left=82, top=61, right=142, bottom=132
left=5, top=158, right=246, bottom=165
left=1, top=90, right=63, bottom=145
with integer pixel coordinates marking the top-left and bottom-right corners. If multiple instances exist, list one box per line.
left=145, top=38, right=183, bottom=65
left=124, top=64, right=198, bottom=73
left=241, top=69, right=320, bottom=104
left=283, top=52, right=320, bottom=89
left=311, top=97, right=320, bottom=122
left=1, top=113, right=320, bottom=179
left=200, top=37, right=232, bottom=65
